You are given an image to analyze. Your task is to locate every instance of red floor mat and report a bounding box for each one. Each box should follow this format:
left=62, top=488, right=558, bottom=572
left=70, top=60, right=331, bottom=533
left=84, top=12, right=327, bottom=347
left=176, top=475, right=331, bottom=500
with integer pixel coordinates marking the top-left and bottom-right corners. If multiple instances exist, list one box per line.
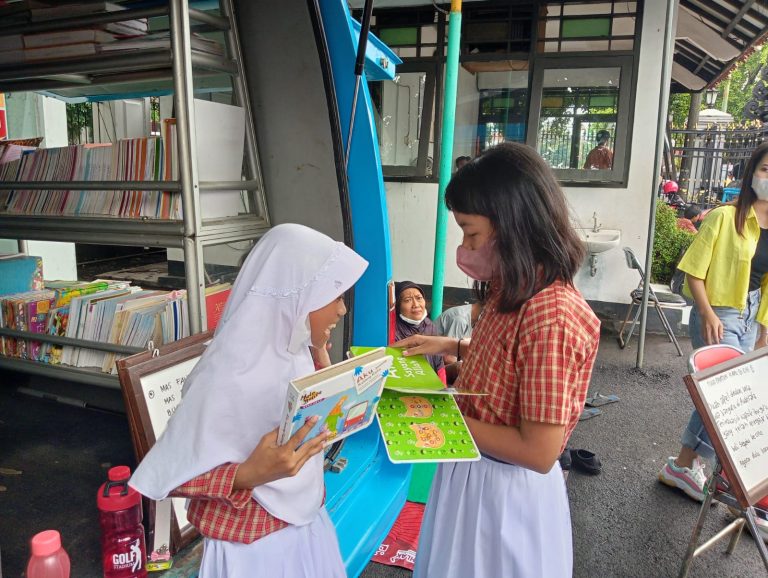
left=371, top=501, right=425, bottom=570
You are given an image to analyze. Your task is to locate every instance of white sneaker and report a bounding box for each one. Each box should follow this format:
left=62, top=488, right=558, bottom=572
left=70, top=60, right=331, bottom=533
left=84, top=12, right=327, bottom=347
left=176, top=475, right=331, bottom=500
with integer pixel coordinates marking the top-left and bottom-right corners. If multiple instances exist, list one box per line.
left=658, top=456, right=707, bottom=501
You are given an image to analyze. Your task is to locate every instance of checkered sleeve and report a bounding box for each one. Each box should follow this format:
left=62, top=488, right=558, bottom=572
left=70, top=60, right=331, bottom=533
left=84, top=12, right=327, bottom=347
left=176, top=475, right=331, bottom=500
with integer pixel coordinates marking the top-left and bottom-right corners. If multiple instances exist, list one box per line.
left=515, top=320, right=581, bottom=426
left=170, top=463, right=252, bottom=509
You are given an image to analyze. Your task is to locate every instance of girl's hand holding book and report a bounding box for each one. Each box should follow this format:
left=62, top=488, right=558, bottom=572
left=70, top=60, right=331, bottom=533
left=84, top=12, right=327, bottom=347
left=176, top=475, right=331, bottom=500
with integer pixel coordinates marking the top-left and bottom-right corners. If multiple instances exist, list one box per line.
left=233, top=416, right=327, bottom=490
left=393, top=334, right=463, bottom=358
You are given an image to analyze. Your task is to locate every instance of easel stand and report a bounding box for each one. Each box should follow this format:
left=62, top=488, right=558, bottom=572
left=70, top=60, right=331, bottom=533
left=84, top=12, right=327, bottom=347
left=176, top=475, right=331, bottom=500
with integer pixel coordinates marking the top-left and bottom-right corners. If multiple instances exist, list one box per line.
left=679, top=464, right=768, bottom=577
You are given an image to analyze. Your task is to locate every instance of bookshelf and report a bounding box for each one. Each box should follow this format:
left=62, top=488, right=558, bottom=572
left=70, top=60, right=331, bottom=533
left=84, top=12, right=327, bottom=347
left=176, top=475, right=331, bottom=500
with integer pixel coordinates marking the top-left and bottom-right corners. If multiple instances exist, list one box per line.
left=0, top=0, right=268, bottom=387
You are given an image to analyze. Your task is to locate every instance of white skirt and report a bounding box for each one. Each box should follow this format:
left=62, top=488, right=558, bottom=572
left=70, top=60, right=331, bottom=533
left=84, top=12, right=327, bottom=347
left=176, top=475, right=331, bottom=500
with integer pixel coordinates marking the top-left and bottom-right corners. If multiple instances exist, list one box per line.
left=198, top=507, right=346, bottom=578
left=414, top=456, right=572, bottom=578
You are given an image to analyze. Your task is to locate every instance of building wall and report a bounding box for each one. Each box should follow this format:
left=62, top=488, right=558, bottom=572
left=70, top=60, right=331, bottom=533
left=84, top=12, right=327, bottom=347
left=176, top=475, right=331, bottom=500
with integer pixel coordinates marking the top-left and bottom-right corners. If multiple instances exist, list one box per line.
left=385, top=5, right=669, bottom=306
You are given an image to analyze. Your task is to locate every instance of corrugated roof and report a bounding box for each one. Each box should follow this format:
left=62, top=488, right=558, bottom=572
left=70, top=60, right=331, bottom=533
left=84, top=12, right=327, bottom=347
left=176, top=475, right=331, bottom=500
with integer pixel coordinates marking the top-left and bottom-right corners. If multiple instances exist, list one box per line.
left=673, top=0, right=768, bottom=91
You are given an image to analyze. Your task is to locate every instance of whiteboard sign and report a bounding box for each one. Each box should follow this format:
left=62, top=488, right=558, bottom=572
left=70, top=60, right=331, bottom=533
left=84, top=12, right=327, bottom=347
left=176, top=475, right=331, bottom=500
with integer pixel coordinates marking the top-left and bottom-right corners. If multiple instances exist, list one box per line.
left=685, top=348, right=768, bottom=507
left=139, top=357, right=200, bottom=444
left=139, top=356, right=201, bottom=529
left=116, top=331, right=212, bottom=553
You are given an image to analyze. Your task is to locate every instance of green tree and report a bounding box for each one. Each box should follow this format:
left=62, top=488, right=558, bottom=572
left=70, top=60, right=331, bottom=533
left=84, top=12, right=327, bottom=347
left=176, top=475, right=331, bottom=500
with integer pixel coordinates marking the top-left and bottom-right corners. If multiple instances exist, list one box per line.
left=668, top=93, right=691, bottom=128
left=718, top=44, right=767, bottom=120
left=65, top=102, right=93, bottom=145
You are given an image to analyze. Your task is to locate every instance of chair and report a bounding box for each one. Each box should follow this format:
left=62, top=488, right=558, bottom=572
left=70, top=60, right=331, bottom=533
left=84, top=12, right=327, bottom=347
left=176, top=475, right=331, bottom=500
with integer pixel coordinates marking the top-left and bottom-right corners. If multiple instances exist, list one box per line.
left=679, top=344, right=768, bottom=576
left=617, top=247, right=685, bottom=356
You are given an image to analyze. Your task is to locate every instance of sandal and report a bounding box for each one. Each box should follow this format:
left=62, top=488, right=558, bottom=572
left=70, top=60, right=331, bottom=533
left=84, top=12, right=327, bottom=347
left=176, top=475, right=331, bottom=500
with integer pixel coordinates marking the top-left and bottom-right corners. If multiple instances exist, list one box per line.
left=570, top=449, right=602, bottom=475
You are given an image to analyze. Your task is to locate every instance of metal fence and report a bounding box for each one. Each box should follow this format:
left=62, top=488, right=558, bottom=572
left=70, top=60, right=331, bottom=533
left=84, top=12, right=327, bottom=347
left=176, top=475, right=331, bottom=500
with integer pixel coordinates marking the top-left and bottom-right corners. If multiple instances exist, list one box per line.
left=666, top=124, right=768, bottom=207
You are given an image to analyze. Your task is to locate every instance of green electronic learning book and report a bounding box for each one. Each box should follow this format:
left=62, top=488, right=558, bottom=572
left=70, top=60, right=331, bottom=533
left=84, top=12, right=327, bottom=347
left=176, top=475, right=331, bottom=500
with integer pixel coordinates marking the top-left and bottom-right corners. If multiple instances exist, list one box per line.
left=350, top=346, right=480, bottom=463
left=349, top=346, right=445, bottom=393
left=376, top=388, right=480, bottom=464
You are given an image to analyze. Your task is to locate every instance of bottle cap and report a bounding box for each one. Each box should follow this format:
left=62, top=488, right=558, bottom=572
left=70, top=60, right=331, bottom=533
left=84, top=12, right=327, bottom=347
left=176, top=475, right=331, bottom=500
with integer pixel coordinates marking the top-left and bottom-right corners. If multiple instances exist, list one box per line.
left=97, top=465, right=142, bottom=512
left=30, top=530, right=62, bottom=557
left=108, top=465, right=131, bottom=482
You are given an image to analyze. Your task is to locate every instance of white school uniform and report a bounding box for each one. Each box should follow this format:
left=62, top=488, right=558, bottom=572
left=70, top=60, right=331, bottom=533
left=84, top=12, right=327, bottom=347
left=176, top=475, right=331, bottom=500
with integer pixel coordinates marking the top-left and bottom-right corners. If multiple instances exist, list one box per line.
left=414, top=456, right=572, bottom=578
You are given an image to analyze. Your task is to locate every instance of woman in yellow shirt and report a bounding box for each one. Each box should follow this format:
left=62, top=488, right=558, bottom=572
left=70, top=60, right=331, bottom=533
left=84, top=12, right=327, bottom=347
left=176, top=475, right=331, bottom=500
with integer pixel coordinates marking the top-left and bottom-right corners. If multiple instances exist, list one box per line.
left=658, top=143, right=768, bottom=501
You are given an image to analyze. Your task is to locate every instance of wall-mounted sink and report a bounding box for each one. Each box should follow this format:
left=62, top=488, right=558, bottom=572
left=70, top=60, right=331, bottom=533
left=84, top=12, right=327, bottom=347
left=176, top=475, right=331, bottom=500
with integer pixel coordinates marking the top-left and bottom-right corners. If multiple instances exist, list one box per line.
left=575, top=228, right=621, bottom=254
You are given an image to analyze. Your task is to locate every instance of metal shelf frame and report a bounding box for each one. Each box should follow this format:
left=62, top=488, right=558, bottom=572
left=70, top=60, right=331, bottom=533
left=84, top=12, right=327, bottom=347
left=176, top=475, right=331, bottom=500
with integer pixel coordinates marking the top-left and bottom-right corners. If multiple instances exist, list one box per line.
left=0, top=0, right=270, bottom=386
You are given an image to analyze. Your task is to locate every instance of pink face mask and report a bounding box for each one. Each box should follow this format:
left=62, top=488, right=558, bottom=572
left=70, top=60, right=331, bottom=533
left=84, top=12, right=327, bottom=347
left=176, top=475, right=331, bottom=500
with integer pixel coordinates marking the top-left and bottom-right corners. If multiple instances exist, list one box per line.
left=456, top=240, right=497, bottom=281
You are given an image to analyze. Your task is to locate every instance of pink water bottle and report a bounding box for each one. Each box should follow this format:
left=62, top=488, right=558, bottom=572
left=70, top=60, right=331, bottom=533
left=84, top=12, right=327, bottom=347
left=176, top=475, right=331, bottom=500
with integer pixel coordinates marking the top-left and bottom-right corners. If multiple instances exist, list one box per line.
left=97, top=466, right=147, bottom=578
left=26, top=530, right=71, bottom=578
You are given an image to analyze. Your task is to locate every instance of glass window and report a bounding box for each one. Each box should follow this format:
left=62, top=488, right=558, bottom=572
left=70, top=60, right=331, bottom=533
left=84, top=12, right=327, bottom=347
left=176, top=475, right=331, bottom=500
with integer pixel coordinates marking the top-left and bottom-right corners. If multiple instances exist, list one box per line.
left=528, top=57, right=633, bottom=185
left=539, top=1, right=637, bottom=53
left=369, top=67, right=436, bottom=178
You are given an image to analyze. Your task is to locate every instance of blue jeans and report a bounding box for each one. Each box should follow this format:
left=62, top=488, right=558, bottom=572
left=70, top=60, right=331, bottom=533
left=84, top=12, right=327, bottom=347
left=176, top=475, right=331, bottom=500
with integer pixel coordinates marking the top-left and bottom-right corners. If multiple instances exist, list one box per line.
left=681, top=289, right=761, bottom=459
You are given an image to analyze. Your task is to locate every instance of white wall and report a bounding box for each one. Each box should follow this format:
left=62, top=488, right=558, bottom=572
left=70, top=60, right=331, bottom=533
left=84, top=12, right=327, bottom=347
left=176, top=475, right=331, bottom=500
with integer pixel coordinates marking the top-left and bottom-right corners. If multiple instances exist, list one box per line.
left=385, top=5, right=671, bottom=306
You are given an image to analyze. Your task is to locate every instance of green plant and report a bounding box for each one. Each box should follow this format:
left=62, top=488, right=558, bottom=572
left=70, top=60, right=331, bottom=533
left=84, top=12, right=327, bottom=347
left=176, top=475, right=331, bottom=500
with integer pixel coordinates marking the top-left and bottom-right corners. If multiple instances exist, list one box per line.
left=65, top=102, right=92, bottom=144
left=652, top=201, right=694, bottom=284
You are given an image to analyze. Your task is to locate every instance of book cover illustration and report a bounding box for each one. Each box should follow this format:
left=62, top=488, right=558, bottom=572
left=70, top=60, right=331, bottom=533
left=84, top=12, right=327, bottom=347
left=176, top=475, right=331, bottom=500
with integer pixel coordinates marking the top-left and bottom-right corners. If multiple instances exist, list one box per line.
left=376, top=388, right=480, bottom=464
left=350, top=346, right=445, bottom=393
left=277, top=347, right=393, bottom=447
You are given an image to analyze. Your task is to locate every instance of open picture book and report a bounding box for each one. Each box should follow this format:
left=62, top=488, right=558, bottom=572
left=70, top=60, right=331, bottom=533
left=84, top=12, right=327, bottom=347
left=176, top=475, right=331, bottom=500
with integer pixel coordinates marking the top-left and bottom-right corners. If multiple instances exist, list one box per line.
left=350, top=346, right=480, bottom=464
left=277, top=347, right=393, bottom=447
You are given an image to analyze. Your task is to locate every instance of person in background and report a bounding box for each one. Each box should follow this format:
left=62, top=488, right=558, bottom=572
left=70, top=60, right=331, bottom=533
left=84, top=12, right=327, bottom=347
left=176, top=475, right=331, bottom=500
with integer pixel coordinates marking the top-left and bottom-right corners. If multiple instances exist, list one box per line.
left=677, top=204, right=702, bottom=233
left=395, top=142, right=600, bottom=577
left=394, top=281, right=446, bottom=383
left=658, top=142, right=768, bottom=502
left=455, top=155, right=472, bottom=171
left=130, top=224, right=369, bottom=577
left=583, top=129, right=614, bottom=170
left=435, top=301, right=481, bottom=349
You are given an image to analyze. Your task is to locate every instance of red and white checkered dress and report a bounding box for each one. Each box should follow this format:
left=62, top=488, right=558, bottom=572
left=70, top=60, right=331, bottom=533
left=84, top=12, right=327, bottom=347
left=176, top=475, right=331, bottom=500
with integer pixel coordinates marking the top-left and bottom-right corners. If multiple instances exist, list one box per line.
left=456, top=280, right=601, bottom=452
left=171, top=463, right=288, bottom=543
left=414, top=281, right=600, bottom=578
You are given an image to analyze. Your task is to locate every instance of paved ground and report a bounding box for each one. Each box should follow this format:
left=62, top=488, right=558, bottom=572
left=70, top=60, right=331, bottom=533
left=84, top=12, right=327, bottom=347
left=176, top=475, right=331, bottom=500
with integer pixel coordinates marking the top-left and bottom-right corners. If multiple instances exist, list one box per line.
left=1, top=331, right=766, bottom=577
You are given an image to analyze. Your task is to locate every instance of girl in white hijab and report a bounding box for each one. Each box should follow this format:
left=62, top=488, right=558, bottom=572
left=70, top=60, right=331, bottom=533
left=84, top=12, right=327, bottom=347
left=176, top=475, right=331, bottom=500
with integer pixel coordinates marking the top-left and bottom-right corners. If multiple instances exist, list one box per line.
left=130, top=223, right=368, bottom=577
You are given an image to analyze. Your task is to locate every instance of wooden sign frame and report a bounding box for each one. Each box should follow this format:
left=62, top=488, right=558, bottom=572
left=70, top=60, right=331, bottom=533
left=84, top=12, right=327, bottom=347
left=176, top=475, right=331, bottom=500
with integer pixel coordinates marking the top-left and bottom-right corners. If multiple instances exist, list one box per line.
left=116, top=331, right=213, bottom=553
left=684, top=346, right=768, bottom=509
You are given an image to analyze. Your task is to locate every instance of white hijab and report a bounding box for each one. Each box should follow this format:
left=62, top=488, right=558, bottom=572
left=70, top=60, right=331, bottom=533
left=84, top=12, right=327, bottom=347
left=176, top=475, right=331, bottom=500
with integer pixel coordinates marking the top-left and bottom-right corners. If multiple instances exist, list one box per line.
left=130, top=223, right=369, bottom=526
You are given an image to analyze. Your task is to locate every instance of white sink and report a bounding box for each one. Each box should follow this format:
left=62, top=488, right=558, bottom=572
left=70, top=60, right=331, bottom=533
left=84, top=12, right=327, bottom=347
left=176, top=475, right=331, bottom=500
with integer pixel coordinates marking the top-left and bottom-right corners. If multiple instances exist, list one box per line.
left=575, top=228, right=621, bottom=254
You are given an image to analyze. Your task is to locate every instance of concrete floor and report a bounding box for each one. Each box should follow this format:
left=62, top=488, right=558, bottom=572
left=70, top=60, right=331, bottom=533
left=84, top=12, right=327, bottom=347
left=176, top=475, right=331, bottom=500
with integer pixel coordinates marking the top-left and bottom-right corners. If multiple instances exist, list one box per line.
left=1, top=330, right=766, bottom=577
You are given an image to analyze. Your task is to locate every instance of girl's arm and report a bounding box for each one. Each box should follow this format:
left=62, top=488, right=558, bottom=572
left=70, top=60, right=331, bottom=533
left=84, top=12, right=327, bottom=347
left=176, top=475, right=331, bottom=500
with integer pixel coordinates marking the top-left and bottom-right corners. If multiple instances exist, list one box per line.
left=756, top=324, right=768, bottom=349
left=465, top=418, right=565, bottom=474
left=169, top=416, right=328, bottom=502
left=233, top=416, right=327, bottom=490
left=393, top=334, right=468, bottom=359
left=170, top=463, right=251, bottom=508
left=688, top=274, right=723, bottom=345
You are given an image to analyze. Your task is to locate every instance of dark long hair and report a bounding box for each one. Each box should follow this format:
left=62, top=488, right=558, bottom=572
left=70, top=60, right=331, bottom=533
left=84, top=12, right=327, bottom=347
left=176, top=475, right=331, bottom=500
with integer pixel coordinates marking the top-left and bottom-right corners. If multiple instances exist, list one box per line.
left=445, top=142, right=585, bottom=313
left=735, top=142, right=768, bottom=236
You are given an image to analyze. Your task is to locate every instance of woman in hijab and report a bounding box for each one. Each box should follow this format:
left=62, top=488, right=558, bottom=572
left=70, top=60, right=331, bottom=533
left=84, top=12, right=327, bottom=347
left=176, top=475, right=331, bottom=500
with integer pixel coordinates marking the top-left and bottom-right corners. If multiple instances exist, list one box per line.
left=130, top=224, right=368, bottom=577
left=394, top=281, right=446, bottom=382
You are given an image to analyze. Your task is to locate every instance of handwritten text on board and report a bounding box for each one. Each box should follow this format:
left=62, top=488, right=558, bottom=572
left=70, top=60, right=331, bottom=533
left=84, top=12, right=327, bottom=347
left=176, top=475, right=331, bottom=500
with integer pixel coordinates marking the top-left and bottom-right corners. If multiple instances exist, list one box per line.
left=700, top=359, right=768, bottom=493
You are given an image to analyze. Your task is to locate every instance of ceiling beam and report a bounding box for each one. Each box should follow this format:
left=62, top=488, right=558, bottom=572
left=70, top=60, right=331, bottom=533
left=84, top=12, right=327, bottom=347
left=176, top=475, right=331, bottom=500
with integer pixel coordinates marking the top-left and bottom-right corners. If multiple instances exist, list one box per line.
left=722, top=0, right=758, bottom=39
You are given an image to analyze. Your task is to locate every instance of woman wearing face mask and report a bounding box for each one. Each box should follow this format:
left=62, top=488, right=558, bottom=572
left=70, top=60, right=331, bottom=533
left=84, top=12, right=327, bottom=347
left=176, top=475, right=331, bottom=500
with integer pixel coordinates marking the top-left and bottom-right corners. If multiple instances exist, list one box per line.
left=393, top=281, right=446, bottom=381
left=394, top=143, right=601, bottom=577
left=658, top=143, right=768, bottom=502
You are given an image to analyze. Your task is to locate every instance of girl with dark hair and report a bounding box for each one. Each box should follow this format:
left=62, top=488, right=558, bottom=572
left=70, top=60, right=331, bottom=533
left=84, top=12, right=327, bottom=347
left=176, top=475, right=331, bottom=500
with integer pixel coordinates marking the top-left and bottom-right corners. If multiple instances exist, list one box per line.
left=394, top=142, right=601, bottom=577
left=658, top=143, right=768, bottom=502
left=393, top=281, right=446, bottom=382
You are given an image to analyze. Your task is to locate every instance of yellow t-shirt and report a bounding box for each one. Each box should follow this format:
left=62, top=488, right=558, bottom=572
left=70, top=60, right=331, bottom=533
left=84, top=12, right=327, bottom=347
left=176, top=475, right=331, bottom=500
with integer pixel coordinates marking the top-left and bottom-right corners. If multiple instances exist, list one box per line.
left=678, top=205, right=768, bottom=326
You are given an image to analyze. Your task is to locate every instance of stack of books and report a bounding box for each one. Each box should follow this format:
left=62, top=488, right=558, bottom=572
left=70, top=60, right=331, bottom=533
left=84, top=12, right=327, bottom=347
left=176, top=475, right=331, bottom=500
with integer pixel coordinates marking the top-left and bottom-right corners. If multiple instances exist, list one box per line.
left=0, top=139, right=174, bottom=218
left=0, top=279, right=190, bottom=373
left=0, top=1, right=150, bottom=65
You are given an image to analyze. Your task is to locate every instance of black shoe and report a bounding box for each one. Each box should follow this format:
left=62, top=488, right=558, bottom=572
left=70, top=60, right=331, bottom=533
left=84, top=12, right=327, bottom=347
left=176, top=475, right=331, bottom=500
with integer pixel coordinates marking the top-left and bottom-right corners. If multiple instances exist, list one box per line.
left=570, top=449, right=601, bottom=475
left=558, top=449, right=572, bottom=471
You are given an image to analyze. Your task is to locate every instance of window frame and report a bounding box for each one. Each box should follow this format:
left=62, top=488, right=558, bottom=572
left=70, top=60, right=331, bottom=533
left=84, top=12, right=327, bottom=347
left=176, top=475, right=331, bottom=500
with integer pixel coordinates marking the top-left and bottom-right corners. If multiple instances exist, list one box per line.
left=526, top=53, right=636, bottom=187
left=369, top=61, right=438, bottom=179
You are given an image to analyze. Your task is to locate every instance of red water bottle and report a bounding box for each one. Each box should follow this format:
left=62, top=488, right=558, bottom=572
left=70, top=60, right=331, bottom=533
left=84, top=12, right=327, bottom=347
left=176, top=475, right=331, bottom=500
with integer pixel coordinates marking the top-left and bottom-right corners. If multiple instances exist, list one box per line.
left=26, top=530, right=70, bottom=578
left=97, top=466, right=147, bottom=578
